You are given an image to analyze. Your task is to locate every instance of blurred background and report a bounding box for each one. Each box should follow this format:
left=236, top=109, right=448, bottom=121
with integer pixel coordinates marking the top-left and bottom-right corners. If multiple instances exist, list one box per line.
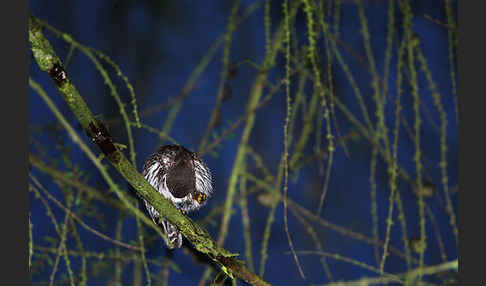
left=29, top=0, right=458, bottom=285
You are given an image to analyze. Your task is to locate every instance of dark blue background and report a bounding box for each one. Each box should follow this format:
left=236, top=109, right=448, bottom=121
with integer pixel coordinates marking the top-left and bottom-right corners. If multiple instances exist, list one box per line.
left=29, top=0, right=458, bottom=285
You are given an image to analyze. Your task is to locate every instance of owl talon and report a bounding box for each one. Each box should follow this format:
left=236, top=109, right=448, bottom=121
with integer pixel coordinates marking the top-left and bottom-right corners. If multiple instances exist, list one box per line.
left=196, top=192, right=207, bottom=204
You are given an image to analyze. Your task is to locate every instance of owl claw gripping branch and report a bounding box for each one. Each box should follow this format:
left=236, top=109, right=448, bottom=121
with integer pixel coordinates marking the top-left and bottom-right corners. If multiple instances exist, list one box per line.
left=141, top=145, right=213, bottom=249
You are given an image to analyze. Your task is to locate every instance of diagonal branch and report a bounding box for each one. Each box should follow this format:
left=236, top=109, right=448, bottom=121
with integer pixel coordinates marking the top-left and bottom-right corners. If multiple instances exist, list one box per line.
left=29, top=15, right=271, bottom=286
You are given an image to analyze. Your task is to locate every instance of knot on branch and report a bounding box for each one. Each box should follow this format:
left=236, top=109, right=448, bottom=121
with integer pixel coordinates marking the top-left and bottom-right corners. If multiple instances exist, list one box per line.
left=86, top=120, right=120, bottom=163
left=48, top=63, right=67, bottom=86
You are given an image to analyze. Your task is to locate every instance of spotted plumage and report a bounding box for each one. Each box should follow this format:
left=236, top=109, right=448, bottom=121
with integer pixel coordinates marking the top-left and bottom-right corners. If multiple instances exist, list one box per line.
left=141, top=145, right=213, bottom=248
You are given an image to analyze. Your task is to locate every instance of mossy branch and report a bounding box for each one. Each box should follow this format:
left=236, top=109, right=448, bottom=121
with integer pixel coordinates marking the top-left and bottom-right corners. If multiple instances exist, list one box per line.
left=29, top=15, right=271, bottom=286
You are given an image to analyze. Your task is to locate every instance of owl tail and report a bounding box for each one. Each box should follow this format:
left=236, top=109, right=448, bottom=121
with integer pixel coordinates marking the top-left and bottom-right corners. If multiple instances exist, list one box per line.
left=160, top=217, right=183, bottom=249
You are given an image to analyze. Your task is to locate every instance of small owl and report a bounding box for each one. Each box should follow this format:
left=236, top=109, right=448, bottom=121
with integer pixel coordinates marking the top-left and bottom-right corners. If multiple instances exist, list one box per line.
left=141, top=145, right=213, bottom=249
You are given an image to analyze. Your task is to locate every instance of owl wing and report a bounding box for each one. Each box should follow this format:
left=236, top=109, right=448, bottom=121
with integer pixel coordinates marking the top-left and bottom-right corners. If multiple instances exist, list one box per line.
left=143, top=199, right=159, bottom=224
left=141, top=155, right=169, bottom=222
left=141, top=151, right=184, bottom=248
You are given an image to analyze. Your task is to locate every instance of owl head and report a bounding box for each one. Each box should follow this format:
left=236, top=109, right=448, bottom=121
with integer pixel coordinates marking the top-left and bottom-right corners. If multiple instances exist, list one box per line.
left=165, top=146, right=197, bottom=199
left=143, top=145, right=213, bottom=213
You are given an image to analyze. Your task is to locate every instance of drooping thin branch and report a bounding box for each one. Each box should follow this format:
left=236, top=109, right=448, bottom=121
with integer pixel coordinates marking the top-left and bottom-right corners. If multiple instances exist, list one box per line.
left=30, top=174, right=140, bottom=251
left=289, top=250, right=402, bottom=284
left=29, top=153, right=129, bottom=213
left=199, top=5, right=303, bottom=285
left=114, top=214, right=124, bottom=286
left=380, top=35, right=408, bottom=275
left=215, top=0, right=299, bottom=249
left=400, top=2, right=427, bottom=284
left=239, top=169, right=418, bottom=266
left=283, top=0, right=306, bottom=280
left=160, top=0, right=264, bottom=142
left=444, top=0, right=458, bottom=125
left=290, top=204, right=333, bottom=281
left=29, top=183, right=75, bottom=286
left=68, top=216, right=88, bottom=286
left=416, top=44, right=457, bottom=245
left=369, top=147, right=380, bottom=267
left=29, top=214, right=33, bottom=271
left=321, top=259, right=457, bottom=286
left=198, top=0, right=241, bottom=151
left=302, top=0, right=335, bottom=217
left=239, top=161, right=255, bottom=273
left=35, top=246, right=180, bottom=271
